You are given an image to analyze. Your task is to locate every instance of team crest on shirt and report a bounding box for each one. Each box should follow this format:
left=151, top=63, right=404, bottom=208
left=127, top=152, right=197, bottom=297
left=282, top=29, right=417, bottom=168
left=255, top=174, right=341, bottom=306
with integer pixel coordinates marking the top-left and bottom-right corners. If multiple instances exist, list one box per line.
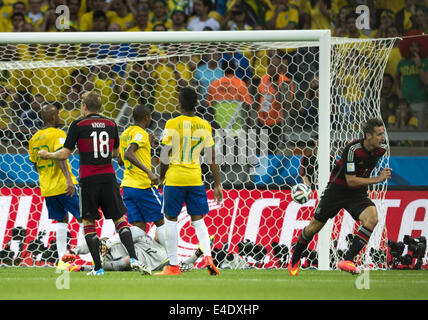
left=347, top=162, right=355, bottom=172
left=59, top=137, right=65, bottom=145
left=134, top=133, right=143, bottom=142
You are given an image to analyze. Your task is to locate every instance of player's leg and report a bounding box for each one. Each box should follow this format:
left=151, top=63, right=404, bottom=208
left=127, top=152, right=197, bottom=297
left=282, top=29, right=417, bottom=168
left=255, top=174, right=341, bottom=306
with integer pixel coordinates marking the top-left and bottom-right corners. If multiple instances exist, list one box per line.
left=154, top=186, right=184, bottom=275
left=44, top=195, right=69, bottom=269
left=79, top=183, right=104, bottom=274
left=339, top=202, right=378, bottom=274
left=289, top=185, right=343, bottom=276
left=288, top=217, right=325, bottom=276
left=187, top=185, right=219, bottom=276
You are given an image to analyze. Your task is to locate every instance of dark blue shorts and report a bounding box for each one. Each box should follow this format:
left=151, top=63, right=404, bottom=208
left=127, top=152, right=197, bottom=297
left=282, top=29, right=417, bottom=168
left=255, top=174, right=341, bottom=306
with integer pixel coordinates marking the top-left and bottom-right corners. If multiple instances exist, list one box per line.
left=45, top=191, right=80, bottom=222
left=122, top=187, right=163, bottom=223
left=162, top=185, right=209, bottom=218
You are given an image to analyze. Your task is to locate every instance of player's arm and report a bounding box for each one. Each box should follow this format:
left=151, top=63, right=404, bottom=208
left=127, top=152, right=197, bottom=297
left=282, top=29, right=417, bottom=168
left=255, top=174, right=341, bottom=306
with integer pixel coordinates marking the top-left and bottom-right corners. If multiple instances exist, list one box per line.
left=125, top=143, right=159, bottom=185
left=345, top=168, right=392, bottom=188
left=112, top=147, right=120, bottom=158
left=38, top=147, right=72, bottom=160
left=117, top=153, right=124, bottom=166
left=207, top=146, right=223, bottom=204
left=57, top=159, right=75, bottom=196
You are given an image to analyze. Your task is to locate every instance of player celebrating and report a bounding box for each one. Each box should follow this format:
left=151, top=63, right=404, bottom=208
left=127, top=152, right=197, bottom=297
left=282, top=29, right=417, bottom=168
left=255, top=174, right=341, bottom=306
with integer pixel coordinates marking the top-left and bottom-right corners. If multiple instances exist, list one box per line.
left=288, top=118, right=391, bottom=276
left=38, top=91, right=150, bottom=276
left=118, top=104, right=166, bottom=248
left=155, top=87, right=223, bottom=276
left=29, top=104, right=82, bottom=270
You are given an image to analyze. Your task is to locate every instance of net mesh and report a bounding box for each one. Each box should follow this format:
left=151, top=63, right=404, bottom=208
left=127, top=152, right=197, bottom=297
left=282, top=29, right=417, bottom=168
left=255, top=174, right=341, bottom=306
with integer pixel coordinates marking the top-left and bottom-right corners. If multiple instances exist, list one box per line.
left=0, top=36, right=395, bottom=269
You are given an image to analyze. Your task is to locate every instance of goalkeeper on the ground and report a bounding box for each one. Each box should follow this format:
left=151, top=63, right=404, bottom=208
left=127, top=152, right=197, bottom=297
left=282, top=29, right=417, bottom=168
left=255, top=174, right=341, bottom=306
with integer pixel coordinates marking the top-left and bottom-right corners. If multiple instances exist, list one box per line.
left=65, top=226, right=169, bottom=272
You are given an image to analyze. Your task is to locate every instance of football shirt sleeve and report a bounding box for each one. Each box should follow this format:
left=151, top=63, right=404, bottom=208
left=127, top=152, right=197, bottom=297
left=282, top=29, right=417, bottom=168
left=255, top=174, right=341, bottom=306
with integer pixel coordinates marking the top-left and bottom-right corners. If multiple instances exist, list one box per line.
left=343, top=145, right=356, bottom=175
left=63, top=121, right=78, bottom=151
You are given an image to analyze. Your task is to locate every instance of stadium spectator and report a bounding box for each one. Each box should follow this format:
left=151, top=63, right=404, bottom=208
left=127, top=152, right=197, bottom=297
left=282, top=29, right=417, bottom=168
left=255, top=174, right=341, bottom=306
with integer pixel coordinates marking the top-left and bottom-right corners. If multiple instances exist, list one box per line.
left=28, top=104, right=82, bottom=270
left=220, top=48, right=253, bottom=86
left=156, top=87, right=222, bottom=276
left=2, top=1, right=31, bottom=32
left=187, top=0, right=220, bottom=31
left=27, top=0, right=44, bottom=31
left=396, top=32, right=428, bottom=128
left=108, top=0, right=135, bottom=31
left=372, top=9, right=395, bottom=38
left=128, top=9, right=151, bottom=31
left=17, top=93, right=44, bottom=141
left=146, top=53, right=191, bottom=115
left=150, top=0, right=172, bottom=29
left=334, top=5, right=351, bottom=29
left=38, top=90, right=151, bottom=276
left=194, top=49, right=223, bottom=108
left=307, top=0, right=332, bottom=30
left=388, top=98, right=419, bottom=147
left=11, top=12, right=26, bottom=32
left=380, top=73, right=400, bottom=126
left=290, top=73, right=318, bottom=131
left=345, top=12, right=369, bottom=39
left=414, top=6, right=428, bottom=33
left=206, top=59, right=253, bottom=131
left=108, top=22, right=122, bottom=31
left=60, top=85, right=82, bottom=126
left=256, top=54, right=293, bottom=154
left=64, top=0, right=82, bottom=31
left=395, top=0, right=418, bottom=34
left=79, top=0, right=118, bottom=31
left=91, top=10, right=109, bottom=31
left=170, top=6, right=188, bottom=31
left=384, top=25, right=403, bottom=90
left=0, top=85, right=14, bottom=146
left=221, top=5, right=253, bottom=30
left=265, top=0, right=299, bottom=30
left=152, top=22, right=168, bottom=31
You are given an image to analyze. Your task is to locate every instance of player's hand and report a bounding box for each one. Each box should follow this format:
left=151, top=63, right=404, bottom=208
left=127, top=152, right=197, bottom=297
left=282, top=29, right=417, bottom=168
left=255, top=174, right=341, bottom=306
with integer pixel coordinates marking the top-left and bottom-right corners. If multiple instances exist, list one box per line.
left=378, top=168, right=392, bottom=182
left=38, top=150, right=49, bottom=160
left=148, top=172, right=159, bottom=186
left=65, top=180, right=76, bottom=197
left=213, top=185, right=223, bottom=205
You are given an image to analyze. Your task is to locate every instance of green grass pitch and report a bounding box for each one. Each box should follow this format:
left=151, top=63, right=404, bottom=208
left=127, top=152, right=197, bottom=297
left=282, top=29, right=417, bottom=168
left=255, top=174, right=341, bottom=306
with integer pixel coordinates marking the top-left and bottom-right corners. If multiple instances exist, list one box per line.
left=0, top=267, right=427, bottom=300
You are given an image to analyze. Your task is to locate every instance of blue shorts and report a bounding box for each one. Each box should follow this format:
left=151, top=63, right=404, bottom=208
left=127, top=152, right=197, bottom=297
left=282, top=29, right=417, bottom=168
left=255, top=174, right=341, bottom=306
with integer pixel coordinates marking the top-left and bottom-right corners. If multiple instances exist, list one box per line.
left=162, top=185, right=209, bottom=218
left=45, top=192, right=80, bottom=222
left=122, top=187, right=163, bottom=223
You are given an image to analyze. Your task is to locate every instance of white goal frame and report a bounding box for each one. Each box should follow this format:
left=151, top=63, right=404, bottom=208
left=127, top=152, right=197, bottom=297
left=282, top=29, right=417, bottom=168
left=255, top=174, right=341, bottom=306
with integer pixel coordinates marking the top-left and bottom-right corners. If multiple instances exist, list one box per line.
left=0, top=30, right=333, bottom=269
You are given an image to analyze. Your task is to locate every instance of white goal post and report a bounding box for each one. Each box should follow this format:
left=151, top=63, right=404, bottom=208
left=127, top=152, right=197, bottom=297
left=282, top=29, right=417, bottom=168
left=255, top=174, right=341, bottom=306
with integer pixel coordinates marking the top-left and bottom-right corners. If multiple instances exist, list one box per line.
left=0, top=30, right=394, bottom=270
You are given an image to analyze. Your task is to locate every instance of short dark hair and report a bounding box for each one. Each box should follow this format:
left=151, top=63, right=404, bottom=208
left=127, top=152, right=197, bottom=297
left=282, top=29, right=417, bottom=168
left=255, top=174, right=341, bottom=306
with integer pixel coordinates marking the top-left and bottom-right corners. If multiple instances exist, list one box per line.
left=93, top=10, right=107, bottom=21
left=82, top=91, right=102, bottom=112
left=179, top=87, right=198, bottom=112
left=363, top=118, right=384, bottom=138
left=132, top=104, right=151, bottom=122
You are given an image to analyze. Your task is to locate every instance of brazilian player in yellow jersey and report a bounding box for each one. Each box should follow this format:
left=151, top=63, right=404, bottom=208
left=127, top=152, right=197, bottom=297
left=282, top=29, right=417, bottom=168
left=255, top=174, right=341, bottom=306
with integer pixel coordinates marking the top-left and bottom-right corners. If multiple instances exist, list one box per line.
left=118, top=104, right=167, bottom=250
left=154, top=87, right=223, bottom=276
left=28, top=104, right=82, bottom=270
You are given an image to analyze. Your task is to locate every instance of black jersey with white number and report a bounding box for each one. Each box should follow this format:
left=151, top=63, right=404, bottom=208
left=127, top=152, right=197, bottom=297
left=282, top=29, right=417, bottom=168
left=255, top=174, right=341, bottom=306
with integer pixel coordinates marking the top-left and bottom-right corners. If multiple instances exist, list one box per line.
left=63, top=114, right=119, bottom=183
left=329, top=139, right=387, bottom=191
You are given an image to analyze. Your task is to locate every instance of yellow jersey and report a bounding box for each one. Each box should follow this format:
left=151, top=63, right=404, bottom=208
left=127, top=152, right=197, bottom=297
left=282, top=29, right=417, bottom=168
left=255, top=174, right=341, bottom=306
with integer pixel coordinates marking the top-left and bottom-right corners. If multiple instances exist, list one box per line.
left=161, top=115, right=214, bottom=186
left=28, top=127, right=78, bottom=197
left=119, top=125, right=152, bottom=189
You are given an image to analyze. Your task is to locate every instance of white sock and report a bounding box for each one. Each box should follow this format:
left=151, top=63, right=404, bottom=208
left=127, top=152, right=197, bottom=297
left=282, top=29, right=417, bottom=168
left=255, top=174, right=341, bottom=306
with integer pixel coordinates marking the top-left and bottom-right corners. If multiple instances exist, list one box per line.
left=192, top=219, right=211, bottom=257
left=157, top=224, right=167, bottom=249
left=164, top=218, right=178, bottom=265
left=56, top=222, right=68, bottom=261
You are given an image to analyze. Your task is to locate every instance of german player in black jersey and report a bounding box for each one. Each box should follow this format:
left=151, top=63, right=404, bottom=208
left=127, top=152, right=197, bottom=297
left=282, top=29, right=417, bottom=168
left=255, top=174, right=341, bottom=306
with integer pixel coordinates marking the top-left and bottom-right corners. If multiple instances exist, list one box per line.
left=289, top=118, right=392, bottom=276
left=38, top=91, right=150, bottom=276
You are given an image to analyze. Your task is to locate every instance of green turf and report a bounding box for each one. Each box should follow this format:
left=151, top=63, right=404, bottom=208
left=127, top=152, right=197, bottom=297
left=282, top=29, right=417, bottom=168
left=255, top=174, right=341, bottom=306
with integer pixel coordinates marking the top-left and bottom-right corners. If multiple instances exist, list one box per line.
left=0, top=267, right=427, bottom=300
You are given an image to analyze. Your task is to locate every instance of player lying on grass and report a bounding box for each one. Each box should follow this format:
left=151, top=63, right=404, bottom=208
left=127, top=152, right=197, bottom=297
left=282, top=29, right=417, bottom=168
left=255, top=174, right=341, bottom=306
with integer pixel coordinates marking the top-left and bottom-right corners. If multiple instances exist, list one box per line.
left=288, top=118, right=392, bottom=276
left=63, top=226, right=169, bottom=272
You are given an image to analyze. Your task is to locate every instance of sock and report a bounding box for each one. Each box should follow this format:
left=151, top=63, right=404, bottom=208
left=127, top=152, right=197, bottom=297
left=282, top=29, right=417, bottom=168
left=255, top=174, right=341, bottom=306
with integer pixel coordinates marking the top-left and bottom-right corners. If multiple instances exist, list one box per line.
left=164, top=218, right=178, bottom=266
left=291, top=227, right=313, bottom=266
left=83, top=224, right=102, bottom=271
left=56, top=222, right=68, bottom=261
left=344, top=226, right=372, bottom=262
left=116, top=221, right=137, bottom=260
left=192, top=219, right=211, bottom=257
left=157, top=224, right=167, bottom=249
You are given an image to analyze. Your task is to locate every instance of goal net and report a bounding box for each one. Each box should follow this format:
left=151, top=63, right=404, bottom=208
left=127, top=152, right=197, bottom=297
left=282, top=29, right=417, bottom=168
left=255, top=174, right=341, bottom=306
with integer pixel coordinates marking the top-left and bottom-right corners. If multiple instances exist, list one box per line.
left=0, top=31, right=395, bottom=270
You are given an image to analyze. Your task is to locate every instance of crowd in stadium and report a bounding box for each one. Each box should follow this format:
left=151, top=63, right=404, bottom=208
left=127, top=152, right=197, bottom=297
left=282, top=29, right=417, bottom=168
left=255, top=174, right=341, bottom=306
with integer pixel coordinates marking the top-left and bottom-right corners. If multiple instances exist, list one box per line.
left=0, top=0, right=427, bottom=150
